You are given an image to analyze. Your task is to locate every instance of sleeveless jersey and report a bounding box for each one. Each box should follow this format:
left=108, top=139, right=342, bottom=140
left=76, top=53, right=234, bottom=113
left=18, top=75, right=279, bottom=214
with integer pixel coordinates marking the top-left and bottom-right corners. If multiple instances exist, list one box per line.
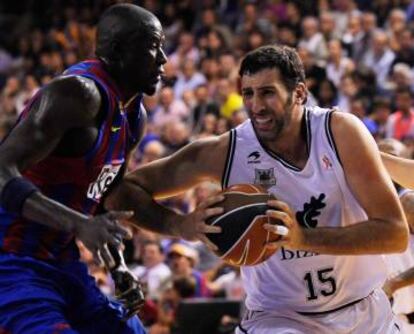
left=0, top=59, right=143, bottom=261
left=223, top=107, right=386, bottom=313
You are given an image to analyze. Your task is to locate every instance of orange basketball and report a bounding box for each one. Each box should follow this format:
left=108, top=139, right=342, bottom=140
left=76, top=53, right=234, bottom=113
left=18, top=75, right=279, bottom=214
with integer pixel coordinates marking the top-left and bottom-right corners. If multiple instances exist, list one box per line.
left=206, top=184, right=282, bottom=266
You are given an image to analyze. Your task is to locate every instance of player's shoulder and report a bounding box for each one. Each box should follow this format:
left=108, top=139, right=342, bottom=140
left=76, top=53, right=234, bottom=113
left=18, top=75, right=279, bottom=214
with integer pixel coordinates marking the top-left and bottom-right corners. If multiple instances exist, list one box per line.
left=329, top=109, right=369, bottom=139
left=41, top=75, right=102, bottom=123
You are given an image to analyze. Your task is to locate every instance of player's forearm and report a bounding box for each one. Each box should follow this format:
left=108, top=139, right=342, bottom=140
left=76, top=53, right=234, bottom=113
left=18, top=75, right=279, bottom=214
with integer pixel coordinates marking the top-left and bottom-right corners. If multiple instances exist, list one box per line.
left=389, top=267, right=414, bottom=291
left=106, top=181, right=182, bottom=237
left=381, top=152, right=414, bottom=189
left=23, top=192, right=88, bottom=232
left=301, top=219, right=408, bottom=255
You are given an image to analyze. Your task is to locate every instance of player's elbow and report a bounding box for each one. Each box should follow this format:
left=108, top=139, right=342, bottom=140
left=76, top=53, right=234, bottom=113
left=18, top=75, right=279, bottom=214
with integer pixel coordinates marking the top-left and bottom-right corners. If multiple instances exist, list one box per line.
left=389, top=219, right=409, bottom=253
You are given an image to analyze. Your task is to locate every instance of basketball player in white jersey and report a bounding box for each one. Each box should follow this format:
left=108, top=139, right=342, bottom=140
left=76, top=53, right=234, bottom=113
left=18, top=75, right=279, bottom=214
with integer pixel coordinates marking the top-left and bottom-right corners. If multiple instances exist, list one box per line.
left=379, top=139, right=414, bottom=332
left=107, top=45, right=408, bottom=333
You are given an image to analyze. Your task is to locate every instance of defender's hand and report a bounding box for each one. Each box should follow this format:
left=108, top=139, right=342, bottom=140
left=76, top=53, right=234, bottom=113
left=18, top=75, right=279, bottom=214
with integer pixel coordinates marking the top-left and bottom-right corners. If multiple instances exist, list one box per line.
left=111, top=267, right=145, bottom=320
left=73, top=210, right=133, bottom=267
left=263, top=200, right=305, bottom=250
left=174, top=195, right=224, bottom=251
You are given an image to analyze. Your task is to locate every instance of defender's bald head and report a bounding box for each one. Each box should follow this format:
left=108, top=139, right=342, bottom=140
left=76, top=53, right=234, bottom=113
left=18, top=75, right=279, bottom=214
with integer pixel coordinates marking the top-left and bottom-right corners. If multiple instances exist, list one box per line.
left=96, top=4, right=160, bottom=61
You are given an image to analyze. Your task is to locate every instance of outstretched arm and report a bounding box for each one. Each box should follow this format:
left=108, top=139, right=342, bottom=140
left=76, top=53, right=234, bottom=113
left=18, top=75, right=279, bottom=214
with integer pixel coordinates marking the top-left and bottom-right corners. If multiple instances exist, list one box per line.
left=0, top=76, right=131, bottom=264
left=265, top=112, right=408, bottom=255
left=106, top=134, right=229, bottom=247
left=384, top=191, right=414, bottom=297
left=381, top=152, right=414, bottom=189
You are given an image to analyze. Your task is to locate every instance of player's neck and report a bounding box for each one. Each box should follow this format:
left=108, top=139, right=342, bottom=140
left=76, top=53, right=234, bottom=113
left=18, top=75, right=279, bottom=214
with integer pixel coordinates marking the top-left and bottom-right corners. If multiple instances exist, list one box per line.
left=101, top=60, right=139, bottom=102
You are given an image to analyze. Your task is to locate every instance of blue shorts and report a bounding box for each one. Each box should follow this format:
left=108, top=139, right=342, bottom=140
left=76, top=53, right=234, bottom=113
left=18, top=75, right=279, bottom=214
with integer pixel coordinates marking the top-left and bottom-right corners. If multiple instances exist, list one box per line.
left=0, top=253, right=146, bottom=334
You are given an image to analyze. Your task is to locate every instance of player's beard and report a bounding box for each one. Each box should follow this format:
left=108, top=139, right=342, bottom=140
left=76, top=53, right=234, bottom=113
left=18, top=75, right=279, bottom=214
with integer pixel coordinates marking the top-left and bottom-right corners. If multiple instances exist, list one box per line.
left=256, top=94, right=294, bottom=142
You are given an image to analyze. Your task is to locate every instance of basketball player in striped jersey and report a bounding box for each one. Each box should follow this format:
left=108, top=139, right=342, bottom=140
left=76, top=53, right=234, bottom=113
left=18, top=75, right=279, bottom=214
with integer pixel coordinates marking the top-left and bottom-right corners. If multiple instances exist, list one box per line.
left=109, top=45, right=408, bottom=333
left=0, top=4, right=168, bottom=334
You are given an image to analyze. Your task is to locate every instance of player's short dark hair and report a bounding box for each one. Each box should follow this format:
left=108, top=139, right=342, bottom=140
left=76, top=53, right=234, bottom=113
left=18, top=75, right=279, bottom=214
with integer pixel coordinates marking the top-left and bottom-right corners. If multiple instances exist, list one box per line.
left=239, top=45, right=306, bottom=91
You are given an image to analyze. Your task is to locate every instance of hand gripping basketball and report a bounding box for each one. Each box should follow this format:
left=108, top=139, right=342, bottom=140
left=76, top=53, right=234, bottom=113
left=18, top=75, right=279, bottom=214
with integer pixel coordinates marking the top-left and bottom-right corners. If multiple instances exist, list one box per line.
left=175, top=194, right=224, bottom=251
left=205, top=184, right=287, bottom=266
left=264, top=199, right=305, bottom=250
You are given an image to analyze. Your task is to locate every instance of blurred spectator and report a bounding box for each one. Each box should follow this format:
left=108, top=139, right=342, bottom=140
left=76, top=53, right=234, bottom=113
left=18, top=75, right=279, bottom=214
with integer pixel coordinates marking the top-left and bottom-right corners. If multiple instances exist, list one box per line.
left=14, top=75, right=39, bottom=113
left=392, top=28, right=414, bottom=68
left=362, top=29, right=395, bottom=89
left=152, top=86, right=189, bottom=129
left=349, top=96, right=378, bottom=135
left=298, top=16, right=328, bottom=66
left=370, top=96, right=392, bottom=140
left=388, top=63, right=414, bottom=93
left=161, top=120, right=191, bottom=154
left=298, top=47, right=327, bottom=98
left=337, top=73, right=358, bottom=113
left=386, top=8, right=408, bottom=52
left=216, top=78, right=243, bottom=119
left=162, top=61, right=178, bottom=88
left=326, top=39, right=355, bottom=88
left=386, top=87, right=414, bottom=142
left=192, top=83, right=220, bottom=134
left=168, top=32, right=200, bottom=69
left=342, top=13, right=366, bottom=63
left=132, top=241, right=171, bottom=301
left=167, top=243, right=209, bottom=298
left=149, top=275, right=197, bottom=334
left=173, top=58, right=206, bottom=99
left=319, top=11, right=340, bottom=42
left=315, top=78, right=338, bottom=108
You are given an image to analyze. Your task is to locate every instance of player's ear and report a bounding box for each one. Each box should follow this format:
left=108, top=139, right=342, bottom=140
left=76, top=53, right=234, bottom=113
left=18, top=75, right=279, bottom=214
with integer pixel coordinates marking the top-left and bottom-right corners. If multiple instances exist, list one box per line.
left=109, top=39, right=123, bottom=66
left=295, top=82, right=307, bottom=105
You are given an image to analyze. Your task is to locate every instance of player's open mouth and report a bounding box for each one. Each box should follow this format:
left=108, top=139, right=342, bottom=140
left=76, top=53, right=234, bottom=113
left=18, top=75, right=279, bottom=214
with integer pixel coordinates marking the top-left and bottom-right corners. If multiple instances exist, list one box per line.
left=254, top=116, right=273, bottom=130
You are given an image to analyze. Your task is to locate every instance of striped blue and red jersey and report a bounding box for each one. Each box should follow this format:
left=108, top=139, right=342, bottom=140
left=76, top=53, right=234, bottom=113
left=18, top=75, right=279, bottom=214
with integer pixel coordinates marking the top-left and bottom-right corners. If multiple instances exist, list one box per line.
left=0, top=59, right=144, bottom=261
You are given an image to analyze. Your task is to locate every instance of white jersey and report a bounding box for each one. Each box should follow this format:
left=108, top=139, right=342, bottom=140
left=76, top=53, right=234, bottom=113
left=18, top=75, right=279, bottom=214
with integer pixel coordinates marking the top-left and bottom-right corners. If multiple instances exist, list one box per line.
left=223, top=107, right=386, bottom=313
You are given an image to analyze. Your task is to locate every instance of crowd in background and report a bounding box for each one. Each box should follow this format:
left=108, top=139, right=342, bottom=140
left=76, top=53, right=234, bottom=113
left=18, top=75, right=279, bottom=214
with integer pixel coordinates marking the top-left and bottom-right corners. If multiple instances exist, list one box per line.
left=1, top=0, right=414, bottom=333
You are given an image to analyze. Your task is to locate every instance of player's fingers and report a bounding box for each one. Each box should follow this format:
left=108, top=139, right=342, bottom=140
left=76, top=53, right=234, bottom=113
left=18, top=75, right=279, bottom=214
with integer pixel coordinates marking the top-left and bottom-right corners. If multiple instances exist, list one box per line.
left=100, top=244, right=116, bottom=269
left=265, top=239, right=287, bottom=250
left=201, top=207, right=224, bottom=221
left=107, top=210, right=135, bottom=222
left=93, top=249, right=105, bottom=267
left=107, top=221, right=133, bottom=240
left=265, top=210, right=293, bottom=228
left=199, top=223, right=222, bottom=234
left=199, top=195, right=225, bottom=209
left=198, top=234, right=218, bottom=251
left=267, top=200, right=294, bottom=217
left=263, top=223, right=289, bottom=236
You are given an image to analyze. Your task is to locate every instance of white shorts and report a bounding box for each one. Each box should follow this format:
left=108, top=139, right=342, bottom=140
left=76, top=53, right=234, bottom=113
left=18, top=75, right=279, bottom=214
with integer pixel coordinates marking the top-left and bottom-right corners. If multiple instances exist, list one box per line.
left=236, top=289, right=403, bottom=334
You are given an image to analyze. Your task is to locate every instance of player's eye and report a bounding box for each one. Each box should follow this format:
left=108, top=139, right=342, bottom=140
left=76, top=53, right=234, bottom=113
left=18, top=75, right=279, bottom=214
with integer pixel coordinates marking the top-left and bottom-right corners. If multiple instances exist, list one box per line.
left=242, top=91, right=253, bottom=99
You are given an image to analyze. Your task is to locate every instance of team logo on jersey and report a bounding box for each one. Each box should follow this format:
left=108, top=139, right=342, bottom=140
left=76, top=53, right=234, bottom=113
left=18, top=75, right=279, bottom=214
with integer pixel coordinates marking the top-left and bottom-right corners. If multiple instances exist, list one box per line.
left=247, top=151, right=261, bottom=164
left=296, top=193, right=326, bottom=228
left=254, top=168, right=276, bottom=187
left=87, top=164, right=122, bottom=202
left=321, top=154, right=333, bottom=170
